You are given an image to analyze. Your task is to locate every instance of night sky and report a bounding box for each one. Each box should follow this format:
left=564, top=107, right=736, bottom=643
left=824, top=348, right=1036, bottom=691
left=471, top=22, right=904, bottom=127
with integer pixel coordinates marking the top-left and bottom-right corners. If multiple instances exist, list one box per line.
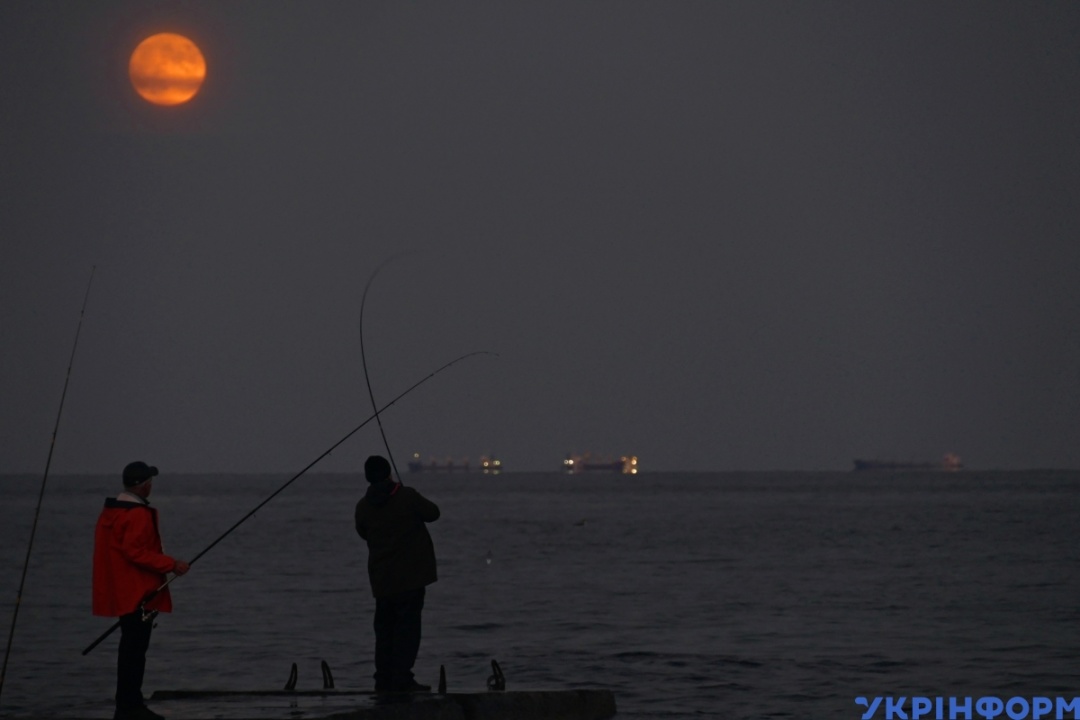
left=3, top=2, right=1079, bottom=474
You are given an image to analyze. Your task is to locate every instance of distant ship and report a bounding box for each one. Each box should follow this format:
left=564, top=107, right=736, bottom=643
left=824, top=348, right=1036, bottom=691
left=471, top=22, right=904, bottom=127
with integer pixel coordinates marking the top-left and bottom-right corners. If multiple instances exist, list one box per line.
left=562, top=453, right=639, bottom=474
left=853, top=453, right=962, bottom=472
left=406, top=453, right=503, bottom=474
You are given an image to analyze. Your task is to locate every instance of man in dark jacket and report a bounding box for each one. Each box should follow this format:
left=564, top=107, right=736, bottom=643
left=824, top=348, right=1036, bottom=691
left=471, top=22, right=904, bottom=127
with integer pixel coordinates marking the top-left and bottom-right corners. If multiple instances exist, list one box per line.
left=93, top=461, right=189, bottom=720
left=354, top=455, right=440, bottom=693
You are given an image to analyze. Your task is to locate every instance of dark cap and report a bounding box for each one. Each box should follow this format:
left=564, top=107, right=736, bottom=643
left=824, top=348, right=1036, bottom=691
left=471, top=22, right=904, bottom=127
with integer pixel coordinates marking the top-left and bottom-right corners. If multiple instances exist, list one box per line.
left=364, top=455, right=391, bottom=483
left=123, top=461, right=159, bottom=487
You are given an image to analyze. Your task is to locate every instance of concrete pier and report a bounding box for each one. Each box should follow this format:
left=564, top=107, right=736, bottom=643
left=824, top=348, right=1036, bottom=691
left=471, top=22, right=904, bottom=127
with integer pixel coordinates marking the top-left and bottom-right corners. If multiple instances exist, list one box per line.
left=135, top=688, right=617, bottom=720
left=325, top=690, right=617, bottom=719
left=4, top=688, right=615, bottom=719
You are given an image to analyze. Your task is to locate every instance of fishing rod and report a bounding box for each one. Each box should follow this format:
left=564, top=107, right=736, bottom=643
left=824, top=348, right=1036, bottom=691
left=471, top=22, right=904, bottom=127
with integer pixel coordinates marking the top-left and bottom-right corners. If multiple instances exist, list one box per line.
left=359, top=259, right=405, bottom=480
left=81, top=349, right=494, bottom=657
left=2, top=267, right=96, bottom=703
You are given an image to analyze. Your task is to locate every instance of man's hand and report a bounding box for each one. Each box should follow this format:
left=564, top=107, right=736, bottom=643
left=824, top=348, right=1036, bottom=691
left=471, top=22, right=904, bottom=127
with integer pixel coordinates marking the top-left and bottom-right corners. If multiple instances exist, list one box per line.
left=173, top=560, right=191, bottom=575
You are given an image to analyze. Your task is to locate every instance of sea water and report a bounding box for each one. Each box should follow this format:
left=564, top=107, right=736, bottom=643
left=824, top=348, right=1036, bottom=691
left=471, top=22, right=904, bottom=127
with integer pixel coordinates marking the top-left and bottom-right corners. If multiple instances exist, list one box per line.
left=0, top=471, right=1077, bottom=719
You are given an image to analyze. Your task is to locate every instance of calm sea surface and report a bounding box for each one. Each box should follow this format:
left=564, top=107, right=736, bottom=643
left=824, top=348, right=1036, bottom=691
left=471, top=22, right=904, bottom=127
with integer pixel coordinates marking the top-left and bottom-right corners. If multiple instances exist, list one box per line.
left=1, top=471, right=1078, bottom=719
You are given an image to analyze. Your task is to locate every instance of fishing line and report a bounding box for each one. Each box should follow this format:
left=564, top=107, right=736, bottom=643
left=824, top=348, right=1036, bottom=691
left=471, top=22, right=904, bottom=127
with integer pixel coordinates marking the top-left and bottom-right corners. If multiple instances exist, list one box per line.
left=2, top=267, right=95, bottom=703
left=81, top=349, right=494, bottom=656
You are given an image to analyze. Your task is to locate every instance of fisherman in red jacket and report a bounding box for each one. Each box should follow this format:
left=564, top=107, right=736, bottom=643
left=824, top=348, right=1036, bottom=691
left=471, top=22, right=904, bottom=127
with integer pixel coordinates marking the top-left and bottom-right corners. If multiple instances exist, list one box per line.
left=93, top=461, right=189, bottom=720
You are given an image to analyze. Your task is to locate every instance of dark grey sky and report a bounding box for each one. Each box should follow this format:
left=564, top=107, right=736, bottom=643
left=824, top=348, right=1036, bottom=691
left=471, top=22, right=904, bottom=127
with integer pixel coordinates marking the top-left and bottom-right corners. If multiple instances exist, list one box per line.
left=3, top=2, right=1079, bottom=473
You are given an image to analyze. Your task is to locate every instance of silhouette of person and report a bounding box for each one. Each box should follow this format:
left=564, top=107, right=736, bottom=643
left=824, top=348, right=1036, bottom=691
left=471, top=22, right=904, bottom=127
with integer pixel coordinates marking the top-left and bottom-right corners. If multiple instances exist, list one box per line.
left=354, top=455, right=440, bottom=693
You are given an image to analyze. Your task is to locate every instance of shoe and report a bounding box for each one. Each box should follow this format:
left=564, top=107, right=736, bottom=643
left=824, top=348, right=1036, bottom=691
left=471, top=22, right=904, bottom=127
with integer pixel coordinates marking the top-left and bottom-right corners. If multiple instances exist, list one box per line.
left=135, top=706, right=165, bottom=720
left=114, top=705, right=165, bottom=720
left=379, top=679, right=431, bottom=693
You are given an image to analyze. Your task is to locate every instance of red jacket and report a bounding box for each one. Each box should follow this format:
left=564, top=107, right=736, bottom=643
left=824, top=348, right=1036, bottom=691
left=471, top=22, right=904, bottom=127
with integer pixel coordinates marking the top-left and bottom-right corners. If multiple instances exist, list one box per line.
left=92, top=497, right=177, bottom=617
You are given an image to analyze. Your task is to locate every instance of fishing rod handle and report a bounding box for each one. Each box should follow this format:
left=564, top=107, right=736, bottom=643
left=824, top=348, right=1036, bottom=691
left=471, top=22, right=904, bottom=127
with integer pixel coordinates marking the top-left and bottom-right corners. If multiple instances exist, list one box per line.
left=81, top=619, right=121, bottom=655
left=81, top=584, right=164, bottom=656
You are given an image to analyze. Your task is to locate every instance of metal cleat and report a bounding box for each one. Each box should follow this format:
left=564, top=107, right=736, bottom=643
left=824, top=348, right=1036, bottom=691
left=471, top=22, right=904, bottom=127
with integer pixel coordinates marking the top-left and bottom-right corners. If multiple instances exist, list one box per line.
left=321, top=660, right=334, bottom=689
left=284, top=662, right=298, bottom=691
left=486, top=659, right=505, bottom=691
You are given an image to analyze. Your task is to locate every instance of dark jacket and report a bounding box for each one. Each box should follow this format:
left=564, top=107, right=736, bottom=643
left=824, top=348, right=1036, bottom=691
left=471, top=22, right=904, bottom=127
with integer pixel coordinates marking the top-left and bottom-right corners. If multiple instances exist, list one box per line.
left=355, top=481, right=439, bottom=598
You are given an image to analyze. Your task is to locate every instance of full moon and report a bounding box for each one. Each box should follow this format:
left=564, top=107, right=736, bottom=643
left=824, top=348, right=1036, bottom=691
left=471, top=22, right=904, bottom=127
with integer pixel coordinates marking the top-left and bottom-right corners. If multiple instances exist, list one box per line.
left=129, top=33, right=206, bottom=106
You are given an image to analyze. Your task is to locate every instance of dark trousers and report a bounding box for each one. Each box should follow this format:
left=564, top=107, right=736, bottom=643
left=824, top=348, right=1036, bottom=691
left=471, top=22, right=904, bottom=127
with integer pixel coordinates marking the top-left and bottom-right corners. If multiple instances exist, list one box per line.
left=116, top=612, right=153, bottom=710
left=373, top=587, right=425, bottom=690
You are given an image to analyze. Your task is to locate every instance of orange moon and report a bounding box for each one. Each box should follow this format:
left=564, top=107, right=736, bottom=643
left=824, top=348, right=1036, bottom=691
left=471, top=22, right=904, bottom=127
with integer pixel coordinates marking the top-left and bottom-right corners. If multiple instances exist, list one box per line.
left=129, top=33, right=206, bottom=106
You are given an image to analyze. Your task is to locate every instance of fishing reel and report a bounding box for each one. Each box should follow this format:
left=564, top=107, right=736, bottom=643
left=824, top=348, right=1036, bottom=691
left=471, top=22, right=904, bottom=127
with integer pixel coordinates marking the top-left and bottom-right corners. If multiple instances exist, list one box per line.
left=140, top=607, right=160, bottom=628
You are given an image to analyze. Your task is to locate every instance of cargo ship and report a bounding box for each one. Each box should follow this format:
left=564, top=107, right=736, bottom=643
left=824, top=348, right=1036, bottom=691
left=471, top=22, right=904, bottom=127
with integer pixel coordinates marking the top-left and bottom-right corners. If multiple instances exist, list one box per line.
left=406, top=453, right=503, bottom=474
left=562, top=453, right=639, bottom=474
left=853, top=453, right=962, bottom=472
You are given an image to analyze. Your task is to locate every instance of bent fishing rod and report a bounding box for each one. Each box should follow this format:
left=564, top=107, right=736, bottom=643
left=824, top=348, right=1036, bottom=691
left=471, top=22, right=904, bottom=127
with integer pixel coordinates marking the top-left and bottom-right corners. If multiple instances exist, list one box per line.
left=359, top=258, right=405, bottom=480
left=81, top=349, right=494, bottom=657
left=2, top=267, right=95, bottom=703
